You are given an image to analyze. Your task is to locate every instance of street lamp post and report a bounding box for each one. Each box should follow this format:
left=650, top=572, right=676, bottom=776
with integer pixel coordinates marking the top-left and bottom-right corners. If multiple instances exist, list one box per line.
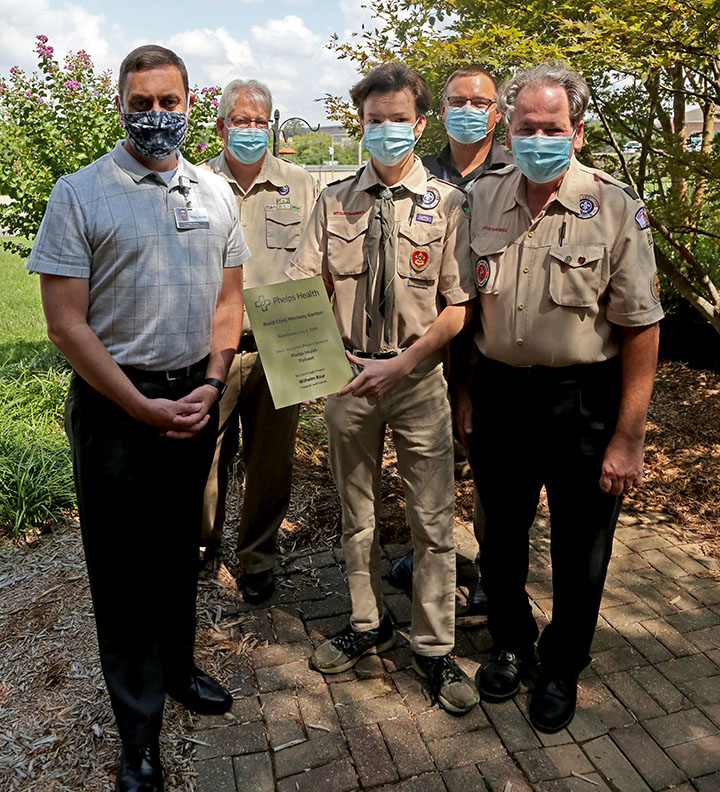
left=271, top=109, right=321, bottom=156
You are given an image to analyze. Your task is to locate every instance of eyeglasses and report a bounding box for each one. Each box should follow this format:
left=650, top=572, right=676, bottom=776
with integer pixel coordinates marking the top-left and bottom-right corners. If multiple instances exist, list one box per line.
left=446, top=96, right=496, bottom=111
left=224, top=117, right=270, bottom=129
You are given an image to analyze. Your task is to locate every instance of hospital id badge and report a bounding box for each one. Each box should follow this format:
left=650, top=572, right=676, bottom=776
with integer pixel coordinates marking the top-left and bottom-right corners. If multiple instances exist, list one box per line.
left=174, top=207, right=210, bottom=229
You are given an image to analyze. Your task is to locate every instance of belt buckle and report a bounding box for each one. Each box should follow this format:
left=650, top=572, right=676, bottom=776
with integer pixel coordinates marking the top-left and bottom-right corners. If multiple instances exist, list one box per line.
left=165, top=366, right=191, bottom=381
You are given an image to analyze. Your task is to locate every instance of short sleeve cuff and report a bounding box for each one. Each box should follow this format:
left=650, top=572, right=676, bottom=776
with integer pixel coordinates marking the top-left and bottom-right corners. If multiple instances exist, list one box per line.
left=607, top=303, right=665, bottom=327
left=26, top=258, right=90, bottom=278
left=441, top=282, right=477, bottom=305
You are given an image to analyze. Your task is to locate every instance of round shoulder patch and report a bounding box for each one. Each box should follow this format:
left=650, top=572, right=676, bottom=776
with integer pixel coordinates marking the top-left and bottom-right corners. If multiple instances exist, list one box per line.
left=476, top=257, right=490, bottom=288
left=578, top=194, right=599, bottom=219
left=419, top=186, right=441, bottom=210
left=278, top=184, right=290, bottom=196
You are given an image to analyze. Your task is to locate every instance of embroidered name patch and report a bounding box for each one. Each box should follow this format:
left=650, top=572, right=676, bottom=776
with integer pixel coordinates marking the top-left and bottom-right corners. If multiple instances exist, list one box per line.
left=333, top=210, right=366, bottom=216
left=415, top=213, right=433, bottom=224
left=482, top=225, right=508, bottom=232
left=579, top=194, right=599, bottom=219
left=635, top=206, right=650, bottom=229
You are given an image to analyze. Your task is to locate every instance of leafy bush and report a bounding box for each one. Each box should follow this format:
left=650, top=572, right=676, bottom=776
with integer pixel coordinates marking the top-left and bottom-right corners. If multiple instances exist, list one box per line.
left=0, top=35, right=223, bottom=258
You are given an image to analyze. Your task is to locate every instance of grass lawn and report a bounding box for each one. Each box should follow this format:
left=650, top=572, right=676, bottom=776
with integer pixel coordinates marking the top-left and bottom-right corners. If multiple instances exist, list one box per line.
left=0, top=245, right=74, bottom=537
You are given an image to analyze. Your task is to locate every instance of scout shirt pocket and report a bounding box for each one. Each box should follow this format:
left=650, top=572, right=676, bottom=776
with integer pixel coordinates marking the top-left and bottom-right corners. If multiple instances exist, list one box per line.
left=548, top=245, right=606, bottom=308
left=266, top=207, right=303, bottom=249
left=469, top=237, right=510, bottom=294
left=326, top=211, right=371, bottom=276
left=396, top=221, right=446, bottom=283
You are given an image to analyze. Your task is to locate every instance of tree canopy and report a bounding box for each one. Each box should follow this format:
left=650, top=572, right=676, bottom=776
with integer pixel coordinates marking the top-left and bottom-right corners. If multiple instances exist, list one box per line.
left=325, top=0, right=720, bottom=331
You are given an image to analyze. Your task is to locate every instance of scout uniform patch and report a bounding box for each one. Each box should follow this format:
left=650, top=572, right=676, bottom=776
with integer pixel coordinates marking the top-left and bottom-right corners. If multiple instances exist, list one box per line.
left=278, top=184, right=290, bottom=196
left=411, top=249, right=429, bottom=271
left=476, top=257, right=490, bottom=288
left=578, top=194, right=599, bottom=219
left=635, top=205, right=650, bottom=229
left=415, top=213, right=433, bottom=224
left=652, top=274, right=661, bottom=302
left=419, top=186, right=440, bottom=210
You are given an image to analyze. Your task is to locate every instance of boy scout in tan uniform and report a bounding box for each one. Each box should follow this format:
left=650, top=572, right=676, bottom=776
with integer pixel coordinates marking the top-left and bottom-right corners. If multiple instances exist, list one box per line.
left=201, top=79, right=317, bottom=603
left=286, top=62, right=479, bottom=714
left=462, top=63, right=663, bottom=733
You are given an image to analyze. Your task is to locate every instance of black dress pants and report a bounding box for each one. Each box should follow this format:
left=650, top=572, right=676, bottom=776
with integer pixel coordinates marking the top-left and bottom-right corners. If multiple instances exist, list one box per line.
left=468, top=356, right=622, bottom=675
left=67, top=369, right=218, bottom=744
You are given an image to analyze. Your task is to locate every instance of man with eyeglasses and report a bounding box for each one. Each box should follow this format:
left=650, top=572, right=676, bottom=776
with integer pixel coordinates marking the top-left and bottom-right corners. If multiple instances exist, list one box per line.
left=200, top=79, right=317, bottom=604
left=390, top=65, right=512, bottom=611
left=423, top=65, right=513, bottom=190
left=462, top=62, right=662, bottom=733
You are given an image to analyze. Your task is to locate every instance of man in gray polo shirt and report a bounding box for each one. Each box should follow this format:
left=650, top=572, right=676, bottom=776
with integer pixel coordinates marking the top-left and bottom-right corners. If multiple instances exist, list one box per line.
left=28, top=45, right=249, bottom=792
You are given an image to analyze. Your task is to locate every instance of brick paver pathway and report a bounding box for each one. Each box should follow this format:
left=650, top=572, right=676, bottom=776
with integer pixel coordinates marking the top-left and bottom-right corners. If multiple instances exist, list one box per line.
left=193, top=513, right=720, bottom=791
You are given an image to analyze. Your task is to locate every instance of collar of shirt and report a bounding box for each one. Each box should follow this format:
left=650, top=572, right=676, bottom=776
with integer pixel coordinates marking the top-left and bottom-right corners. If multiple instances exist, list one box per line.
left=503, top=155, right=594, bottom=217
left=354, top=155, right=428, bottom=197
left=214, top=150, right=286, bottom=195
left=436, top=139, right=512, bottom=184
left=110, top=140, right=198, bottom=188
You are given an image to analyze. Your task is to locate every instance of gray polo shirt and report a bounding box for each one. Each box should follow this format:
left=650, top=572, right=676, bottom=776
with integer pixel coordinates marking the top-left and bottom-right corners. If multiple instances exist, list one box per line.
left=28, top=141, right=251, bottom=370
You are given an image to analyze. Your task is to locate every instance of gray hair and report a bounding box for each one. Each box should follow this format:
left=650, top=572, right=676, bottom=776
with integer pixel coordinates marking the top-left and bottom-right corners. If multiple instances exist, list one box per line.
left=498, top=62, right=589, bottom=129
left=217, top=79, right=273, bottom=119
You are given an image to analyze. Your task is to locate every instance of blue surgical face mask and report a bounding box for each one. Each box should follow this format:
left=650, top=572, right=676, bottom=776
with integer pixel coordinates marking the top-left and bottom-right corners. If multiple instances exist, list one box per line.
left=120, top=101, right=189, bottom=160
left=511, top=133, right=574, bottom=183
left=445, top=105, right=493, bottom=145
left=227, top=127, right=269, bottom=164
left=362, top=120, right=421, bottom=167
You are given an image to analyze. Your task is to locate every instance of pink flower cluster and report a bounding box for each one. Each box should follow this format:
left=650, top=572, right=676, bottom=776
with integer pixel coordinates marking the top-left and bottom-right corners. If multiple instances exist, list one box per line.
left=196, top=142, right=209, bottom=152
left=200, top=86, right=217, bottom=95
left=64, top=80, right=81, bottom=90
left=36, top=34, right=53, bottom=58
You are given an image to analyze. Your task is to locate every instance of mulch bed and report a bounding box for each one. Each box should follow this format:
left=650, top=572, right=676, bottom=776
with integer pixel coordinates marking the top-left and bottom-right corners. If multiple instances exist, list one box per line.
left=0, top=358, right=717, bottom=790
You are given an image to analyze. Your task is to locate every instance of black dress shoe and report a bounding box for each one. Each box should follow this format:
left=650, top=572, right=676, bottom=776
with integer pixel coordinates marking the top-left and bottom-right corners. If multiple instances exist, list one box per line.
left=167, top=667, right=233, bottom=715
left=116, top=743, right=163, bottom=791
left=476, top=648, right=534, bottom=702
left=529, top=670, right=578, bottom=733
left=388, top=549, right=414, bottom=591
left=241, top=569, right=275, bottom=604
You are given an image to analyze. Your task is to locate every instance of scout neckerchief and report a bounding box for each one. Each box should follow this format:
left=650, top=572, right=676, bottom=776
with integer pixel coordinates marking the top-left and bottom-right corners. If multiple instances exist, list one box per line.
left=364, top=182, right=407, bottom=347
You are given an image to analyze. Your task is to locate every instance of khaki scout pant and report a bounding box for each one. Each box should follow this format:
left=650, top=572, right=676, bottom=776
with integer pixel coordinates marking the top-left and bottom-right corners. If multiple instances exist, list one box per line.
left=202, top=351, right=300, bottom=573
left=324, top=360, right=456, bottom=656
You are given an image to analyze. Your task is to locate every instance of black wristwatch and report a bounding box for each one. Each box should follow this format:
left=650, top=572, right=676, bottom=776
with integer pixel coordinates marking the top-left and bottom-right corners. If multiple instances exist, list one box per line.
left=203, top=377, right=227, bottom=399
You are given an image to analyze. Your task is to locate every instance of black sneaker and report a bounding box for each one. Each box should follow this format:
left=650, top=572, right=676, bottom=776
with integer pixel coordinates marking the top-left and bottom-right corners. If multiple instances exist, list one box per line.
left=413, top=653, right=479, bottom=715
left=310, top=613, right=396, bottom=674
left=241, top=569, right=275, bottom=605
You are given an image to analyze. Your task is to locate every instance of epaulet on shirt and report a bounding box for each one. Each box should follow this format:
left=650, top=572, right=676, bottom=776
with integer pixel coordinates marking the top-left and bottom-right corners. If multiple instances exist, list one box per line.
left=328, top=172, right=359, bottom=188
left=589, top=167, right=642, bottom=202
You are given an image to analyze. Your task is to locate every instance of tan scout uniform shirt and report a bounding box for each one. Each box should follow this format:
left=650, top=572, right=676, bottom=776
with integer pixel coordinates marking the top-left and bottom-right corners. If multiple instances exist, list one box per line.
left=468, top=157, right=664, bottom=367
left=286, top=156, right=476, bottom=352
left=203, top=151, right=318, bottom=334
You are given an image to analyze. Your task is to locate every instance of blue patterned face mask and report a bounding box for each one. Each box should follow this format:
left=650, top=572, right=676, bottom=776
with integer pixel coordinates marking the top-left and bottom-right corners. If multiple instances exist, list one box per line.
left=120, top=102, right=189, bottom=160
left=511, top=133, right=574, bottom=183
